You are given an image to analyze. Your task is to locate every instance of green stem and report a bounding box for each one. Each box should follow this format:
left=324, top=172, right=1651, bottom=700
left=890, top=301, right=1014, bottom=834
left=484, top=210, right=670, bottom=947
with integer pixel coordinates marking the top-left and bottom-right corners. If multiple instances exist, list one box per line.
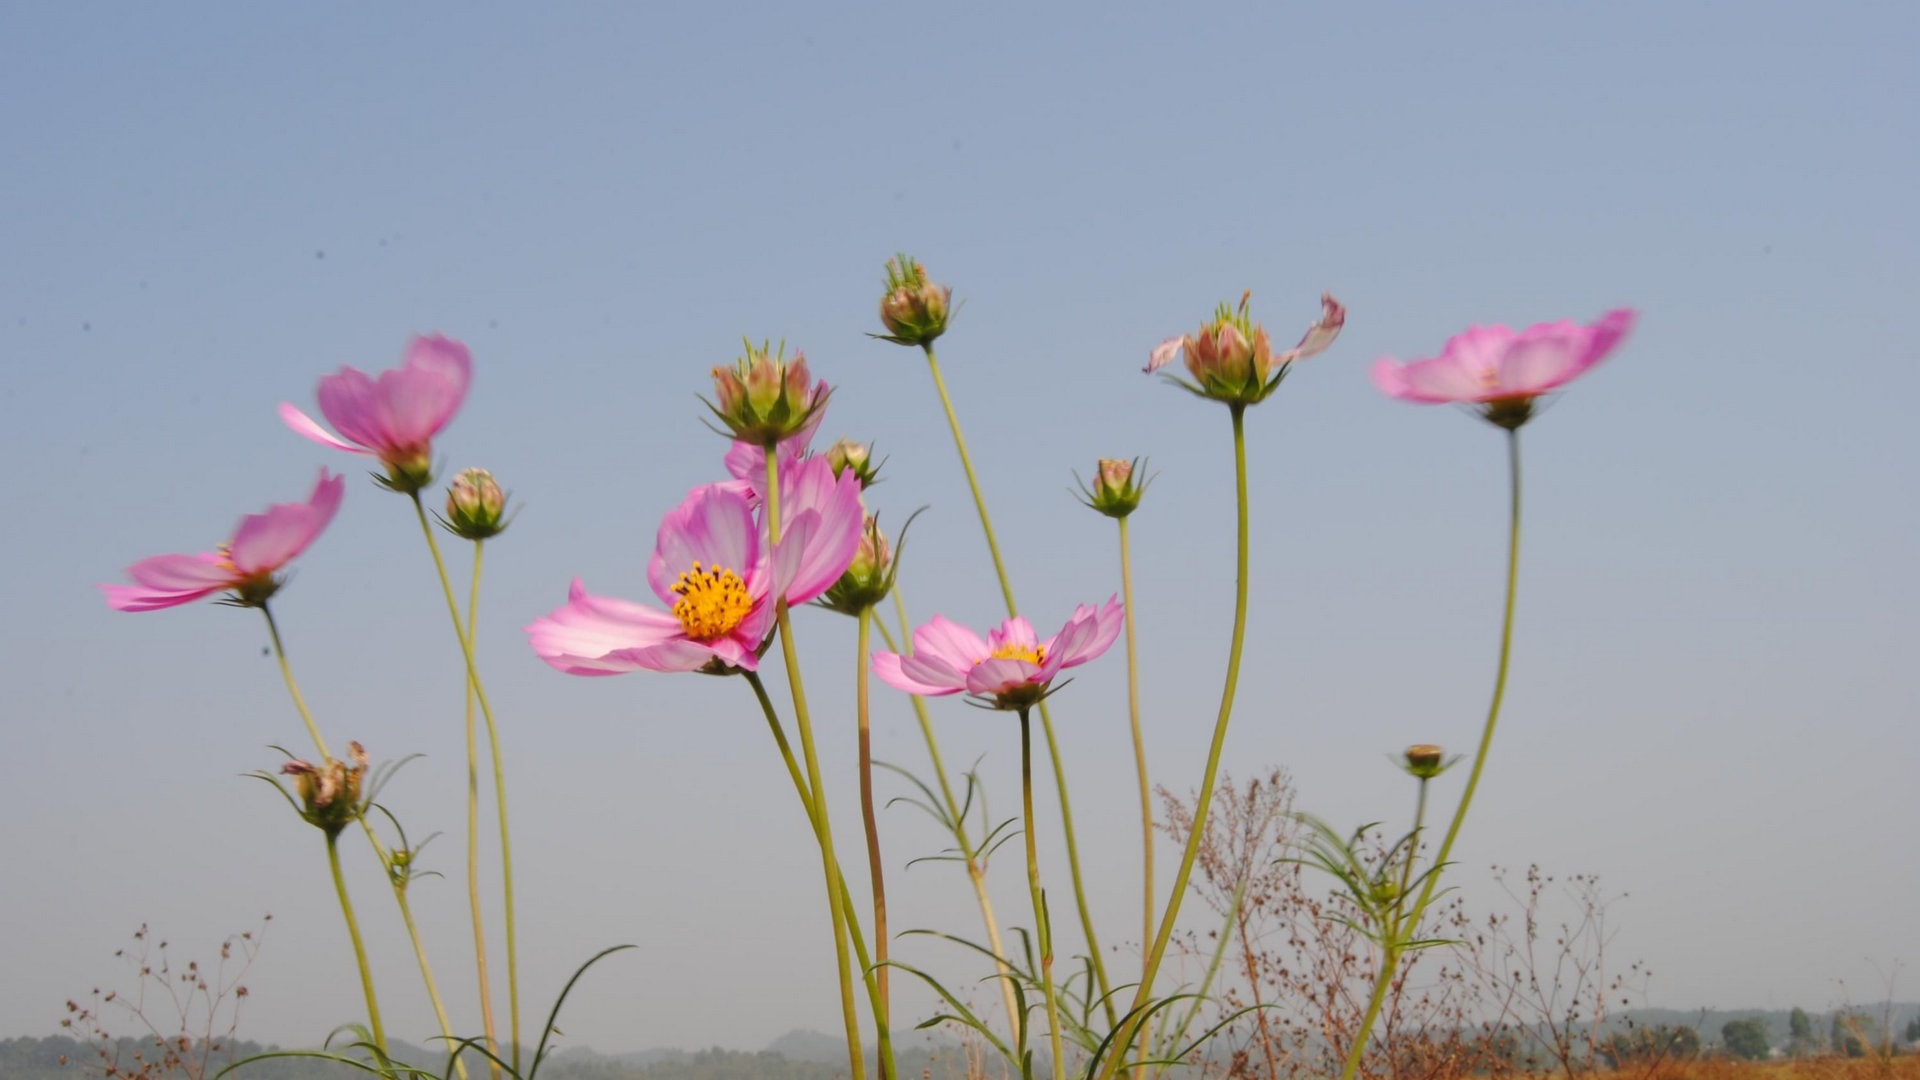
left=1342, top=429, right=1525, bottom=1080
left=743, top=671, right=893, bottom=1080
left=325, top=833, right=387, bottom=1055
left=878, top=600, right=1023, bottom=1042
left=921, top=344, right=1114, bottom=1025
left=463, top=542, right=501, bottom=1077
left=855, top=607, right=891, bottom=1029
left=261, top=605, right=464, bottom=1074
left=1118, top=515, right=1153, bottom=1070
left=260, top=604, right=330, bottom=760
left=408, top=494, right=521, bottom=1072
left=393, top=887, right=471, bottom=1080
left=1102, top=404, right=1253, bottom=1080
left=1339, top=779, right=1430, bottom=1080
left=1409, top=429, right=1523, bottom=919
left=1020, top=708, right=1067, bottom=1080
left=763, top=451, right=867, bottom=1080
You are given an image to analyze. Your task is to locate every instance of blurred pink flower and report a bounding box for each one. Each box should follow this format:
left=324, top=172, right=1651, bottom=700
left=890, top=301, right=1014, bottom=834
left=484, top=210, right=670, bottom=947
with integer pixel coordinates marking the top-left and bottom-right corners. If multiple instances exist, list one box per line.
left=872, top=598, right=1124, bottom=710
left=102, top=470, right=346, bottom=611
left=527, top=456, right=863, bottom=675
left=280, top=335, right=471, bottom=490
left=1372, top=309, right=1635, bottom=427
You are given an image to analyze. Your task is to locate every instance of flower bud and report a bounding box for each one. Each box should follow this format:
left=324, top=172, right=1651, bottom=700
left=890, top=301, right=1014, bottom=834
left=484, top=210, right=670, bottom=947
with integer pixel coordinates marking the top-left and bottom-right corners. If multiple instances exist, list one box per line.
left=1076, top=457, right=1150, bottom=519
left=874, top=255, right=953, bottom=347
left=443, top=468, right=509, bottom=540
left=277, top=742, right=370, bottom=837
left=1147, top=292, right=1345, bottom=407
left=704, top=341, right=831, bottom=447
left=1402, top=743, right=1450, bottom=780
left=816, top=511, right=914, bottom=616
left=824, top=438, right=881, bottom=488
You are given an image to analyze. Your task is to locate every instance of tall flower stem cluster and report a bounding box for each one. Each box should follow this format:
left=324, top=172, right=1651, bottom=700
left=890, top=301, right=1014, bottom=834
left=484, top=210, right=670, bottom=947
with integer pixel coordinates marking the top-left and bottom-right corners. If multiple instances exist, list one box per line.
left=761, top=446, right=870, bottom=1080
left=913, top=335, right=1116, bottom=1029
left=406, top=491, right=522, bottom=1071
left=872, top=600, right=1023, bottom=1040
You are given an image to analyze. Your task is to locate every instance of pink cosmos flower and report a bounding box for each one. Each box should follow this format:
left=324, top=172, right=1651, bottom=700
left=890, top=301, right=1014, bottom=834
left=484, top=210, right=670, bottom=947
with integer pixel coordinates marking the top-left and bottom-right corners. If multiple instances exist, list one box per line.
left=279, top=335, right=472, bottom=490
left=1146, top=293, right=1345, bottom=406
left=102, top=470, right=346, bottom=611
left=527, top=456, right=863, bottom=675
left=1371, top=309, right=1635, bottom=428
left=872, top=598, right=1125, bottom=710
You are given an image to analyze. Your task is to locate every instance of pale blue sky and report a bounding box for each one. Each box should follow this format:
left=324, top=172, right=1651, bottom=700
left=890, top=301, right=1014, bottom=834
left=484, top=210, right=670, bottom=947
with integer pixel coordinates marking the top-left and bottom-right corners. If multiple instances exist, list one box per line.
left=4, top=0, right=1916, bottom=1056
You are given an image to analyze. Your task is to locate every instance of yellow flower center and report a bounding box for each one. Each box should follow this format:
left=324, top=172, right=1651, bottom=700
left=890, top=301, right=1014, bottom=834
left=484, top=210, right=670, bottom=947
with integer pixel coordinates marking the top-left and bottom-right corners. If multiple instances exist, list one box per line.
left=671, top=562, right=754, bottom=641
left=990, top=642, right=1045, bottom=665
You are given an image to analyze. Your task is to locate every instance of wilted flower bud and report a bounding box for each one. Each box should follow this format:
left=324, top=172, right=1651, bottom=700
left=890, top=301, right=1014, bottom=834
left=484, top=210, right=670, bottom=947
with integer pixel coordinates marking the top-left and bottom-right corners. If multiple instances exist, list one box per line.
left=874, top=255, right=953, bottom=347
left=705, top=341, right=831, bottom=447
left=443, top=468, right=509, bottom=540
left=1146, top=292, right=1345, bottom=407
left=276, top=742, right=370, bottom=837
left=1401, top=743, right=1451, bottom=781
left=824, top=438, right=881, bottom=488
left=1076, top=457, right=1149, bottom=519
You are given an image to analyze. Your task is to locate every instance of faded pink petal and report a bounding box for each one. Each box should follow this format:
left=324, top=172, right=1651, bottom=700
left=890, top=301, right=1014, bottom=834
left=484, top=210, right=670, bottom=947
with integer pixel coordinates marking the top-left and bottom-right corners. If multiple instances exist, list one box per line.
left=873, top=650, right=966, bottom=696
left=1272, top=293, right=1346, bottom=365
left=1145, top=336, right=1185, bottom=374
left=103, top=470, right=345, bottom=612
left=1374, top=309, right=1636, bottom=406
left=283, top=335, right=471, bottom=461
left=965, top=656, right=1045, bottom=697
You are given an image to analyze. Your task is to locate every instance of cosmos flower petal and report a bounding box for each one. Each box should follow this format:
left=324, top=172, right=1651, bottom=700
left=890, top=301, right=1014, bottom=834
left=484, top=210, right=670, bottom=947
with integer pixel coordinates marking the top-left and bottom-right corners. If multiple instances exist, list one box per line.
left=1273, top=293, right=1346, bottom=364
left=278, top=403, right=372, bottom=455
left=912, top=615, right=991, bottom=671
left=526, top=579, right=690, bottom=674
left=125, top=553, right=233, bottom=591
left=1375, top=309, right=1634, bottom=408
left=874, top=650, right=966, bottom=696
left=227, top=470, right=346, bottom=573
left=100, top=582, right=223, bottom=612
left=378, top=335, right=471, bottom=445
left=1145, top=337, right=1184, bottom=374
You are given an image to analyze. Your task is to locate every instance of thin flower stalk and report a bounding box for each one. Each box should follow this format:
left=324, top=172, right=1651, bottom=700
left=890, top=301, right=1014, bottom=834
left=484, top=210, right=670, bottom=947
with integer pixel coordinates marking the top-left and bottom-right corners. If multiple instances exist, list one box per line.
left=1342, top=429, right=1525, bottom=1080
left=406, top=492, right=521, bottom=1072
left=762, top=449, right=868, bottom=1080
left=324, top=833, right=387, bottom=1056
left=876, top=598, right=1023, bottom=1041
left=1117, top=514, right=1154, bottom=1071
left=855, top=606, right=891, bottom=1026
left=743, top=671, right=895, bottom=1080
left=1018, top=706, right=1067, bottom=1080
left=1101, top=404, right=1254, bottom=1080
left=259, top=603, right=465, bottom=1075
left=1340, top=769, right=1437, bottom=1080
left=463, top=541, right=502, bottom=1079
left=919, top=342, right=1115, bottom=1025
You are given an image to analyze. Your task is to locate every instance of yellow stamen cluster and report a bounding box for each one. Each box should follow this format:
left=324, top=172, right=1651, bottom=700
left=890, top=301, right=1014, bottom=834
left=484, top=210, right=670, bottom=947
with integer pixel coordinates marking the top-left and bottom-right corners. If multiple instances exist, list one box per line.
left=671, top=562, right=753, bottom=641
left=990, top=642, right=1046, bottom=665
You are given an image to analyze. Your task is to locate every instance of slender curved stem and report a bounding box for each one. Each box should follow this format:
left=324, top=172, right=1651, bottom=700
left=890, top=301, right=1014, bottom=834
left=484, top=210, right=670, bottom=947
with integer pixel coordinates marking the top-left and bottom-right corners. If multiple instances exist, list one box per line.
left=260, top=604, right=330, bottom=760
left=763, top=451, right=867, bottom=1080
left=878, top=600, right=1022, bottom=1041
left=463, top=543, right=501, bottom=1077
left=392, top=888, right=470, bottom=1080
left=1102, top=403, right=1252, bottom=1080
left=743, top=671, right=893, bottom=1079
left=855, top=607, right=891, bottom=1023
left=1019, top=708, right=1067, bottom=1080
left=325, top=833, right=386, bottom=1054
left=1117, top=515, right=1154, bottom=1069
left=1341, top=428, right=1525, bottom=1080
left=921, top=344, right=1114, bottom=1024
left=260, top=605, right=464, bottom=1076
left=408, top=494, right=521, bottom=1071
